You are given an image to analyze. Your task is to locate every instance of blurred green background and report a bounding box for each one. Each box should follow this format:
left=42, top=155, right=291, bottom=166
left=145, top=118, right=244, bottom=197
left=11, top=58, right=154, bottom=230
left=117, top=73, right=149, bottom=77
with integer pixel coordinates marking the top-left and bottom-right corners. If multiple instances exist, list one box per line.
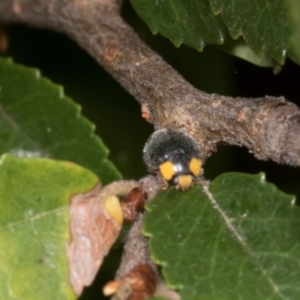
left=2, top=0, right=300, bottom=298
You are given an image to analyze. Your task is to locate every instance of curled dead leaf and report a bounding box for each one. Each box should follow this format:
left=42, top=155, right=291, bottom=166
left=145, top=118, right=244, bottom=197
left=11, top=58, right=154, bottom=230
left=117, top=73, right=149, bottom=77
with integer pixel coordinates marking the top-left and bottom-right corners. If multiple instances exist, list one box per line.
left=67, top=179, right=159, bottom=296
left=103, top=264, right=156, bottom=300
left=67, top=183, right=122, bottom=296
left=121, top=187, right=146, bottom=223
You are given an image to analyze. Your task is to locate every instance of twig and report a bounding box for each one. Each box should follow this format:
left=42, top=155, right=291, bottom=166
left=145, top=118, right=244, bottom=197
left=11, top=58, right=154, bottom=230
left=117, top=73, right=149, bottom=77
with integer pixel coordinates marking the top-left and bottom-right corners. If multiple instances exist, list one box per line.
left=0, top=0, right=299, bottom=165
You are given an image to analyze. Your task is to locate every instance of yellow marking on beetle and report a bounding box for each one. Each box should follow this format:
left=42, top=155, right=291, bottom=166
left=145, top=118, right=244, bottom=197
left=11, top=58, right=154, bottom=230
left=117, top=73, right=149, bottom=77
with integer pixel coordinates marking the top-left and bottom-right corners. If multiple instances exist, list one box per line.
left=159, top=161, right=176, bottom=180
left=189, top=158, right=202, bottom=177
left=178, top=175, right=193, bottom=189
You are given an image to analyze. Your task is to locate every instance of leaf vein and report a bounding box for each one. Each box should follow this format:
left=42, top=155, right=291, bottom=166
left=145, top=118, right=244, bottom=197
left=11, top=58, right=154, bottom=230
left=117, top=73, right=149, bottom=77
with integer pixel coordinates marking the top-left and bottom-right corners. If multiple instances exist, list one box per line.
left=203, top=182, right=286, bottom=300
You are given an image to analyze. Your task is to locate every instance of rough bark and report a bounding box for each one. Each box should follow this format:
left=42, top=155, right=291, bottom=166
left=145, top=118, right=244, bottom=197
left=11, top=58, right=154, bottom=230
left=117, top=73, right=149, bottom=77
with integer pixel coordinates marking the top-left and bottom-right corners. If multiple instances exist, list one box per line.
left=0, top=0, right=299, bottom=165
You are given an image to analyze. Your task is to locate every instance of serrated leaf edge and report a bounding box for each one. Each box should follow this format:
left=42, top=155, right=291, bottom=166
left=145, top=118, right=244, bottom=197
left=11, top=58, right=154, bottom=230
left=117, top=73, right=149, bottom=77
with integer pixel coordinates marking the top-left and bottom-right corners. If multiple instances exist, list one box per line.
left=0, top=58, right=120, bottom=178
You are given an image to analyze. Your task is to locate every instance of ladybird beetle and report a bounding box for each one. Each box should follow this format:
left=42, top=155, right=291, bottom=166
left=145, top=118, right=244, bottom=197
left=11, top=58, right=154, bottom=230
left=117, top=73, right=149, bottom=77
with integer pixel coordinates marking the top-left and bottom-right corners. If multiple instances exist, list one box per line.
left=143, top=129, right=203, bottom=189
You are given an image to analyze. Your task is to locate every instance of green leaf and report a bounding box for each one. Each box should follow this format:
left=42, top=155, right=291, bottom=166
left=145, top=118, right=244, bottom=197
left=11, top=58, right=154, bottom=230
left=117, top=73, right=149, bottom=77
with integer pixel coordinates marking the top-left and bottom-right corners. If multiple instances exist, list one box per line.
left=130, top=0, right=225, bottom=50
left=286, top=0, right=300, bottom=65
left=130, top=0, right=290, bottom=66
left=0, top=154, right=99, bottom=299
left=143, top=173, right=300, bottom=299
left=0, top=57, right=120, bottom=184
left=210, top=0, right=288, bottom=65
left=216, top=37, right=278, bottom=68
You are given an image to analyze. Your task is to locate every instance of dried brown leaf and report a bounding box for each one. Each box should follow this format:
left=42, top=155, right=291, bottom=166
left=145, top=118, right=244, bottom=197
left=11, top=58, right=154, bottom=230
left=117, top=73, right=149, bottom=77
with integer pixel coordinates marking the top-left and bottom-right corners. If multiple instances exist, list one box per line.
left=105, top=264, right=156, bottom=300
left=121, top=187, right=146, bottom=223
left=67, top=184, right=122, bottom=296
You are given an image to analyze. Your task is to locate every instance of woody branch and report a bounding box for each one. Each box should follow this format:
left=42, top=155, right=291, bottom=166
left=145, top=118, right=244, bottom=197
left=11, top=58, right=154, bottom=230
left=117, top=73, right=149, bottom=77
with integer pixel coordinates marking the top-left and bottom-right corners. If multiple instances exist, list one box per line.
left=0, top=0, right=300, bottom=165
